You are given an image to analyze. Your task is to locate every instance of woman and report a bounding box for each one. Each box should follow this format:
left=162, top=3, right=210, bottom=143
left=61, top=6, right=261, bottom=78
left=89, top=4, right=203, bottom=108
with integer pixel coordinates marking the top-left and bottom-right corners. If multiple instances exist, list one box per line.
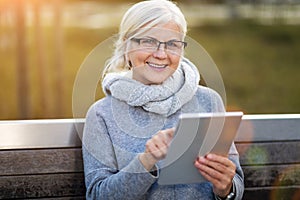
left=82, top=0, right=244, bottom=199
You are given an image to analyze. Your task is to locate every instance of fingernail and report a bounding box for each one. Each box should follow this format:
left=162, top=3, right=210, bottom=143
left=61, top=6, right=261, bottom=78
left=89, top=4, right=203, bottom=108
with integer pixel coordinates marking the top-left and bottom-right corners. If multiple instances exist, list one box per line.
left=206, top=154, right=213, bottom=159
left=199, top=156, right=205, bottom=162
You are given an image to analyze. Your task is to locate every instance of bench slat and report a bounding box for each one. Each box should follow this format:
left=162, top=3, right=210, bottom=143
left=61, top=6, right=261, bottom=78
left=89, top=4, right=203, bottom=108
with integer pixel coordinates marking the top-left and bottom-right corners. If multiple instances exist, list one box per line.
left=242, top=164, right=300, bottom=187
left=0, top=119, right=84, bottom=150
left=0, top=173, right=85, bottom=199
left=236, top=141, right=300, bottom=165
left=33, top=198, right=85, bottom=200
left=243, top=186, right=300, bottom=200
left=236, top=115, right=300, bottom=142
left=0, top=148, right=83, bottom=176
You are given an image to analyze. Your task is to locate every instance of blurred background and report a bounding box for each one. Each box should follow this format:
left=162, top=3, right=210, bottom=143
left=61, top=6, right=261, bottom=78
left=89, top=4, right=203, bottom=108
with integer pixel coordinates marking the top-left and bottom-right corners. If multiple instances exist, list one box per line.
left=0, top=0, right=299, bottom=120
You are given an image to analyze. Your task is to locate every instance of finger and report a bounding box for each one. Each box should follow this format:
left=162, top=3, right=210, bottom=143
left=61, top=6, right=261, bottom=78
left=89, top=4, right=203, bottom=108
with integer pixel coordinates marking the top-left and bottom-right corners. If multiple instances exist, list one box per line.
left=159, top=129, right=174, bottom=143
left=145, top=128, right=175, bottom=160
left=195, top=157, right=234, bottom=196
left=195, top=159, right=231, bottom=192
left=197, top=157, right=234, bottom=187
left=206, top=154, right=235, bottom=168
left=196, top=156, right=224, bottom=181
left=144, top=145, right=164, bottom=160
left=165, top=127, right=175, bottom=138
left=145, top=136, right=168, bottom=159
left=145, top=137, right=164, bottom=153
left=153, top=130, right=174, bottom=149
left=196, top=164, right=224, bottom=190
left=198, top=156, right=227, bottom=176
left=205, top=154, right=236, bottom=177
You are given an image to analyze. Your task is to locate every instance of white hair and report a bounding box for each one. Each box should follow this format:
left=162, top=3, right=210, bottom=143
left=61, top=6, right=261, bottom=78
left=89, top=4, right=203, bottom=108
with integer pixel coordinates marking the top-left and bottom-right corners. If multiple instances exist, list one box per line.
left=102, top=0, right=187, bottom=77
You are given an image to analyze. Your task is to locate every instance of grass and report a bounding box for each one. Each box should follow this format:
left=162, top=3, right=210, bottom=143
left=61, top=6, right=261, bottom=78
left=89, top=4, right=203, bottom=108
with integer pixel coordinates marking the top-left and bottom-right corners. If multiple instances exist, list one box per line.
left=0, top=20, right=299, bottom=119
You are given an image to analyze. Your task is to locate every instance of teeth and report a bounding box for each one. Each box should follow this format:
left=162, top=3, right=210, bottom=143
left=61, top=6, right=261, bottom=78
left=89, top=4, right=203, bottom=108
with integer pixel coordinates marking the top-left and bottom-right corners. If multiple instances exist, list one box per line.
left=148, top=62, right=166, bottom=68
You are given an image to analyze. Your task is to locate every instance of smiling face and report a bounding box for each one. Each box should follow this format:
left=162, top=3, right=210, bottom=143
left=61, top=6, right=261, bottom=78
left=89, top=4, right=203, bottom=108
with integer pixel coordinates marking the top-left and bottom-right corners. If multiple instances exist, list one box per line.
left=126, top=22, right=184, bottom=85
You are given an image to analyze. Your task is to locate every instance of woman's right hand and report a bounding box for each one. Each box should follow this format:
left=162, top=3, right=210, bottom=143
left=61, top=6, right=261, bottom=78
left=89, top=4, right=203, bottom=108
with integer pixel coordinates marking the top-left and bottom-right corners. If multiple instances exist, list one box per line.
left=139, top=128, right=175, bottom=171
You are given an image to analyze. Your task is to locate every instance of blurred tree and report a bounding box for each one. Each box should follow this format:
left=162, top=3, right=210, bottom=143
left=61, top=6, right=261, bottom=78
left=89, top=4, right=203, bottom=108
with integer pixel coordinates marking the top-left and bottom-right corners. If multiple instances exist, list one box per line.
left=15, top=0, right=30, bottom=119
left=53, top=0, right=65, bottom=117
left=34, top=0, right=51, bottom=116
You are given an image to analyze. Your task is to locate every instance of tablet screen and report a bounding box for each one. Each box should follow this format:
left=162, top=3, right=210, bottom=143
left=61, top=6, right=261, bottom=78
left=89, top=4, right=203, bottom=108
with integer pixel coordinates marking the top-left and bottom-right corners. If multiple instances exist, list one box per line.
left=157, top=112, right=243, bottom=185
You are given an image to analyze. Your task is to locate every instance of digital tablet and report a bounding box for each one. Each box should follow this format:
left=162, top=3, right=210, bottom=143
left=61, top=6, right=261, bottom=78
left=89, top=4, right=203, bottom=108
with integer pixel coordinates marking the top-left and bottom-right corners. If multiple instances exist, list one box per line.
left=157, top=112, right=243, bottom=185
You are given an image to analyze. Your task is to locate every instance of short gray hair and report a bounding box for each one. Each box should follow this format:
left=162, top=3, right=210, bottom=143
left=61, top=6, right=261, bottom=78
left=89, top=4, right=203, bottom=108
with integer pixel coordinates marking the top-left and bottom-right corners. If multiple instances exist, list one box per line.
left=103, top=0, right=187, bottom=77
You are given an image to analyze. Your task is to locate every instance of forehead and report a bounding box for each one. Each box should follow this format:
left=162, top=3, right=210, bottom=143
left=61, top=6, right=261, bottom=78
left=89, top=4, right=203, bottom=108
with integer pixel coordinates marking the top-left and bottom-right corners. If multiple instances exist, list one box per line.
left=138, top=22, right=183, bottom=40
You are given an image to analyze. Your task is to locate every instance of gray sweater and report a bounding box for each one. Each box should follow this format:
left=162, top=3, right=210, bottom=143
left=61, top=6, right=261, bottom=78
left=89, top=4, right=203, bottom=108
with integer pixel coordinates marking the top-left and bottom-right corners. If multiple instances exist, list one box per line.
left=82, top=60, right=244, bottom=199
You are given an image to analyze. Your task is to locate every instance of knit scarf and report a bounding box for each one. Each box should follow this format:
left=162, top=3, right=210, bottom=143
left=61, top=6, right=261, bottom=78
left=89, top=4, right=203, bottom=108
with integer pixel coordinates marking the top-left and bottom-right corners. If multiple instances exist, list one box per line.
left=102, top=58, right=200, bottom=117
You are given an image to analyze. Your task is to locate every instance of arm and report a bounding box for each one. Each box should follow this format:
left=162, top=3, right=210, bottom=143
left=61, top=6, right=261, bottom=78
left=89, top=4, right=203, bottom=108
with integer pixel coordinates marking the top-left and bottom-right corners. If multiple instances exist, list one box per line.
left=82, top=105, right=157, bottom=200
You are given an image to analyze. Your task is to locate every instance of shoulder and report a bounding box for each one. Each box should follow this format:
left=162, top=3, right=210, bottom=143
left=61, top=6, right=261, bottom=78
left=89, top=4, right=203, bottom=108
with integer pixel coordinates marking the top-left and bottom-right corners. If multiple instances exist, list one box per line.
left=195, top=85, right=222, bottom=99
left=85, top=97, right=112, bottom=121
left=194, top=85, right=225, bottom=112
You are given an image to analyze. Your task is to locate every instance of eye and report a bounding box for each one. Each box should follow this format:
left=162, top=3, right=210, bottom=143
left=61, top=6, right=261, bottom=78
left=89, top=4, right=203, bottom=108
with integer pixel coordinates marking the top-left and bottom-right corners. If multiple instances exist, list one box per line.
left=166, top=40, right=180, bottom=48
left=140, top=38, right=157, bottom=46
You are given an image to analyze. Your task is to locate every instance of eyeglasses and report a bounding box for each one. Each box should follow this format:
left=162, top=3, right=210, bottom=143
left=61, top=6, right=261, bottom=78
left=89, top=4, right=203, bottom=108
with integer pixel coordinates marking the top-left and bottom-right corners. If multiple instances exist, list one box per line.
left=131, top=37, right=187, bottom=54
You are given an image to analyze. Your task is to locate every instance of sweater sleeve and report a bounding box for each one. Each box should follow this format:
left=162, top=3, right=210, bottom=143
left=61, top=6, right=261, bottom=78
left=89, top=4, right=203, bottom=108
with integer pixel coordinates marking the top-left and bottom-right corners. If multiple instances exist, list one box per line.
left=228, top=144, right=244, bottom=200
left=82, top=104, right=156, bottom=200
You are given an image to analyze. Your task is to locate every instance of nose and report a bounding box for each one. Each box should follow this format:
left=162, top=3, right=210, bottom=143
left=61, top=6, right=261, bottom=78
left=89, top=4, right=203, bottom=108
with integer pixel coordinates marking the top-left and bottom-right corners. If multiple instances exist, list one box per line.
left=153, top=43, right=167, bottom=59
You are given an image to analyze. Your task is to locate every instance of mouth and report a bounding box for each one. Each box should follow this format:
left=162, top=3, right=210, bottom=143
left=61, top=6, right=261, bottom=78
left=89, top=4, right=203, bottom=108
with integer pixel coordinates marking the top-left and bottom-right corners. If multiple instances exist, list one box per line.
left=146, top=62, right=168, bottom=69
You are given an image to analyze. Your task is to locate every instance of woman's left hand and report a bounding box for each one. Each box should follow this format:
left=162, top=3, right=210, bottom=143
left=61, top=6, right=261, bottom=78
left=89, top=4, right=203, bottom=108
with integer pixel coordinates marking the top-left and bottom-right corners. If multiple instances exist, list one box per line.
left=194, top=153, right=236, bottom=198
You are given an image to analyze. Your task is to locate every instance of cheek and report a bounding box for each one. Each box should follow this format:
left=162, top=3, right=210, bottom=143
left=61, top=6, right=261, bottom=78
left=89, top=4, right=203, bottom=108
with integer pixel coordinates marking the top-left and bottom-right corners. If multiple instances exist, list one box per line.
left=169, top=56, right=181, bottom=70
left=128, top=50, right=149, bottom=66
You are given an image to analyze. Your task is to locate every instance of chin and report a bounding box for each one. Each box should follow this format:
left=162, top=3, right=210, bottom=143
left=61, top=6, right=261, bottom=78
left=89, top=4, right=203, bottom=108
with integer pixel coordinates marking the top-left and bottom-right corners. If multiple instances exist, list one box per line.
left=153, top=76, right=170, bottom=84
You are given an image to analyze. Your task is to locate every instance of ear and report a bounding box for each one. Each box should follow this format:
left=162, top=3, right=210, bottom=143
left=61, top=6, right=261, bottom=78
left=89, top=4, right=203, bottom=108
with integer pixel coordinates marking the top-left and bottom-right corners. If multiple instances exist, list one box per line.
left=128, top=60, right=132, bottom=68
left=124, top=53, right=132, bottom=70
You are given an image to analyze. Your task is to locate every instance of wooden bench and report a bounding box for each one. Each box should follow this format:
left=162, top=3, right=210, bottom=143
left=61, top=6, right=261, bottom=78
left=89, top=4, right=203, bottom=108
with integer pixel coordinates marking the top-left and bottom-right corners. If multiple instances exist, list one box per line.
left=0, top=115, right=299, bottom=199
left=235, top=114, right=300, bottom=200
left=0, top=119, right=86, bottom=199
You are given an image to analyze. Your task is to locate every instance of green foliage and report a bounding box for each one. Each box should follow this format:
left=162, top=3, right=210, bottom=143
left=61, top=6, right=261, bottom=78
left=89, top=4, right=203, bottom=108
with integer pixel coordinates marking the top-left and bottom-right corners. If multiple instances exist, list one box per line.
left=188, top=21, right=300, bottom=114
